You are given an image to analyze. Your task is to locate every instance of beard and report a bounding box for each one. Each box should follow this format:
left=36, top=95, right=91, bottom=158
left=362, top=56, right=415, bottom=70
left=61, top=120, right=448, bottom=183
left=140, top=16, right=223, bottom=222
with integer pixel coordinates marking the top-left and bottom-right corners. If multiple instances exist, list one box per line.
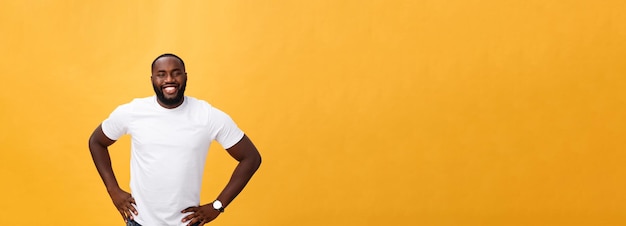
left=153, top=82, right=187, bottom=107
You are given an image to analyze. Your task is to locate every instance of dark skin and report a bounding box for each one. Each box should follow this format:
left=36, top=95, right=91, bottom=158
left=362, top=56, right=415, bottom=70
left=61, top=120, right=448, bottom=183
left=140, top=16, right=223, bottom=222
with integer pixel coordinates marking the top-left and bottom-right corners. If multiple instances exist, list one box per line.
left=151, top=56, right=187, bottom=109
left=88, top=56, right=261, bottom=225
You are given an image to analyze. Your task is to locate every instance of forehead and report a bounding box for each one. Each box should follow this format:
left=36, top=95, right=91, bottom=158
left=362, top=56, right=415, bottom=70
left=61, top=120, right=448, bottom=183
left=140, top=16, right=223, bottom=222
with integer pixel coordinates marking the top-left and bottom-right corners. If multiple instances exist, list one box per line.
left=152, top=56, right=184, bottom=72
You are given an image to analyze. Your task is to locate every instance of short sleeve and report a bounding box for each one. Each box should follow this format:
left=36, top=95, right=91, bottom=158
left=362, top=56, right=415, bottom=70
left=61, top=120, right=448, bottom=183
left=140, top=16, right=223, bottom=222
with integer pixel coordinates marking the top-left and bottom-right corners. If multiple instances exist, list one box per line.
left=101, top=104, right=132, bottom=141
left=210, top=107, right=245, bottom=149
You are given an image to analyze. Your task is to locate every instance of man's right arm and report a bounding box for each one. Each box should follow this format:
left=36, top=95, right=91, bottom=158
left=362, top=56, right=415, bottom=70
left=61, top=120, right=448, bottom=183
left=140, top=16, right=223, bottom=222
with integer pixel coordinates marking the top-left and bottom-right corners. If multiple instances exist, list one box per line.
left=88, top=124, right=137, bottom=222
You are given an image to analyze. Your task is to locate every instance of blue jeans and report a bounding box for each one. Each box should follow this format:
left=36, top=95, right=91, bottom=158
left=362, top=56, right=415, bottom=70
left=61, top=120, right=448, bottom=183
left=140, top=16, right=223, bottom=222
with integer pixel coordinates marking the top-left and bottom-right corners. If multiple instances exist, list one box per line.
left=126, top=220, right=142, bottom=226
left=127, top=219, right=200, bottom=226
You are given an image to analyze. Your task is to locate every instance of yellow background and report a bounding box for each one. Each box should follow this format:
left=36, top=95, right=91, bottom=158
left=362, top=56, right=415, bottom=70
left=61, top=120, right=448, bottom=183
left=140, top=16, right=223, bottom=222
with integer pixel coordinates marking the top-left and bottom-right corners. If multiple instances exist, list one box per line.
left=1, top=1, right=625, bottom=225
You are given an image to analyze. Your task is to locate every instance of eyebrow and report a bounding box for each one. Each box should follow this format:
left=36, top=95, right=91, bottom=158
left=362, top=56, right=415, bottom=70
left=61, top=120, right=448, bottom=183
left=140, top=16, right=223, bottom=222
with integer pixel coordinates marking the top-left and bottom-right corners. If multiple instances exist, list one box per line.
left=156, top=68, right=183, bottom=73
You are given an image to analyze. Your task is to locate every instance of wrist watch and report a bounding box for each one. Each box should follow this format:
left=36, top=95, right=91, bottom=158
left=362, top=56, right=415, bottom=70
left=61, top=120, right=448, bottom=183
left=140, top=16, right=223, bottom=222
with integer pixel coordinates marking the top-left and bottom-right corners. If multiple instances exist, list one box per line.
left=212, top=200, right=225, bottom=212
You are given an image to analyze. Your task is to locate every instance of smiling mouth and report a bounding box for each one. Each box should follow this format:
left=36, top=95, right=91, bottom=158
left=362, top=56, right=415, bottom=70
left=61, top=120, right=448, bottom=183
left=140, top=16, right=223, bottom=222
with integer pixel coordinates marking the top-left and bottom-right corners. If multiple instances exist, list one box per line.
left=163, top=86, right=177, bottom=95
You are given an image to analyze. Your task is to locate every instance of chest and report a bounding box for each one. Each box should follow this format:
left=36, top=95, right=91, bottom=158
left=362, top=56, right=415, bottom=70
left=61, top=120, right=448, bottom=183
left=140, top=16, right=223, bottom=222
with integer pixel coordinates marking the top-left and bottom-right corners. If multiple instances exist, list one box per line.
left=128, top=111, right=213, bottom=151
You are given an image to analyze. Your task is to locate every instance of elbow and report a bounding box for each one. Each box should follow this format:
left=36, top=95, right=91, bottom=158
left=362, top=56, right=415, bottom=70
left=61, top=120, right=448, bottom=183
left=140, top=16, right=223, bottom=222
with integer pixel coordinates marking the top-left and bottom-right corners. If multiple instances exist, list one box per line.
left=249, top=151, right=261, bottom=172
left=253, top=153, right=262, bottom=170
left=88, top=133, right=96, bottom=146
left=88, top=134, right=97, bottom=151
left=88, top=133, right=105, bottom=152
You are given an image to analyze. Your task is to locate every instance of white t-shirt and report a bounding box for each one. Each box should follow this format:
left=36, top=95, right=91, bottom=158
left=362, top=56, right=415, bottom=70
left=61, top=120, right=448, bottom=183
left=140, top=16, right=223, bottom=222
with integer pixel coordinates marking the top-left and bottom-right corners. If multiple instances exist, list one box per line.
left=101, top=96, right=244, bottom=226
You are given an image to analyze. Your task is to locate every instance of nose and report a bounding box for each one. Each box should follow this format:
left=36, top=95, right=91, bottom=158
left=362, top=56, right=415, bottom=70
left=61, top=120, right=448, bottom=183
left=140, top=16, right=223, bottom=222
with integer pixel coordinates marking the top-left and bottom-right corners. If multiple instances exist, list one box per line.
left=164, top=74, right=175, bottom=82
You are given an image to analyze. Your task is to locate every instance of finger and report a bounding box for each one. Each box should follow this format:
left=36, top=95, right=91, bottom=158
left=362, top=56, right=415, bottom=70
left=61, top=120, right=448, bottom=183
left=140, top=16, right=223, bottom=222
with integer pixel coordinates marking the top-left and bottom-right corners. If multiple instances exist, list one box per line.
left=181, top=206, right=196, bottom=213
left=124, top=202, right=136, bottom=220
left=123, top=208, right=132, bottom=220
left=187, top=218, right=199, bottom=226
left=127, top=196, right=136, bottom=209
left=181, top=212, right=196, bottom=222
left=129, top=203, right=138, bottom=215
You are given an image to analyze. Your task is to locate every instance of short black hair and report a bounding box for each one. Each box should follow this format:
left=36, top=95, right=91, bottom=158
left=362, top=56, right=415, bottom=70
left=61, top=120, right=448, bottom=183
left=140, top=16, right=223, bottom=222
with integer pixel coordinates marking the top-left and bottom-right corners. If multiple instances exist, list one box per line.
left=151, top=53, right=185, bottom=71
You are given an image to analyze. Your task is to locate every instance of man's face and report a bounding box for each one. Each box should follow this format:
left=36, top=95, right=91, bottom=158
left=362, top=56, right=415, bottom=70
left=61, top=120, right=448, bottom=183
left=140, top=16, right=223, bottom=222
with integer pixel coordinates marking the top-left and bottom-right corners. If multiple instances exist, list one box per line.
left=151, top=56, right=187, bottom=108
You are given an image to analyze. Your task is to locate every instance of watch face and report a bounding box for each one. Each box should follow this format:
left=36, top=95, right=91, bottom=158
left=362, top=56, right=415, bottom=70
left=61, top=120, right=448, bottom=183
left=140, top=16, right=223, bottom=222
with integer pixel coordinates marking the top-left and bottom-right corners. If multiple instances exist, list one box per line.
left=213, top=200, right=223, bottom=209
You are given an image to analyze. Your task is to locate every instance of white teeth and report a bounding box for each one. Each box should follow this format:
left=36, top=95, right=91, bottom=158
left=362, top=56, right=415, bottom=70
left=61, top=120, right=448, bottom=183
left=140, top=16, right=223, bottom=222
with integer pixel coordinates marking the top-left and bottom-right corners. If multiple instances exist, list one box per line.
left=164, top=87, right=176, bottom=94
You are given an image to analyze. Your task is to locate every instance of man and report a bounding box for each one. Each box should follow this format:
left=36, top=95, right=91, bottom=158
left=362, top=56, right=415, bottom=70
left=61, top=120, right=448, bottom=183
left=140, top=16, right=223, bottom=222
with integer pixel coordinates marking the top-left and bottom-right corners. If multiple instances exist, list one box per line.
left=89, top=53, right=261, bottom=226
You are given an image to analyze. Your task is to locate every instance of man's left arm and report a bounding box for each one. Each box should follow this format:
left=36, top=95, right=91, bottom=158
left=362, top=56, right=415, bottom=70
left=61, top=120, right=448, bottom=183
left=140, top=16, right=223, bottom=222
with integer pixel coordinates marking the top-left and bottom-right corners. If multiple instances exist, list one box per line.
left=182, top=134, right=262, bottom=225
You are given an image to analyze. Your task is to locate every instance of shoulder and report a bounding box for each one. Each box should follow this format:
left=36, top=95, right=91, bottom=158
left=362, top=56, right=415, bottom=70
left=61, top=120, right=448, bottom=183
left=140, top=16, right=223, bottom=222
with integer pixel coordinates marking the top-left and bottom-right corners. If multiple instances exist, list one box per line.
left=185, top=96, right=214, bottom=109
left=126, top=96, right=155, bottom=109
left=184, top=96, right=234, bottom=120
left=110, top=96, right=154, bottom=115
left=130, top=96, right=155, bottom=106
left=185, top=96, right=210, bottom=105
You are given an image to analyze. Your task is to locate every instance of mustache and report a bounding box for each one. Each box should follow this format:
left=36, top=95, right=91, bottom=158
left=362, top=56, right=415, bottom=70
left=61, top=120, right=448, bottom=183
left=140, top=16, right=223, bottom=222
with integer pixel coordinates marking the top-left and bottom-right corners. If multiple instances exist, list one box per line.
left=162, top=82, right=179, bottom=87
